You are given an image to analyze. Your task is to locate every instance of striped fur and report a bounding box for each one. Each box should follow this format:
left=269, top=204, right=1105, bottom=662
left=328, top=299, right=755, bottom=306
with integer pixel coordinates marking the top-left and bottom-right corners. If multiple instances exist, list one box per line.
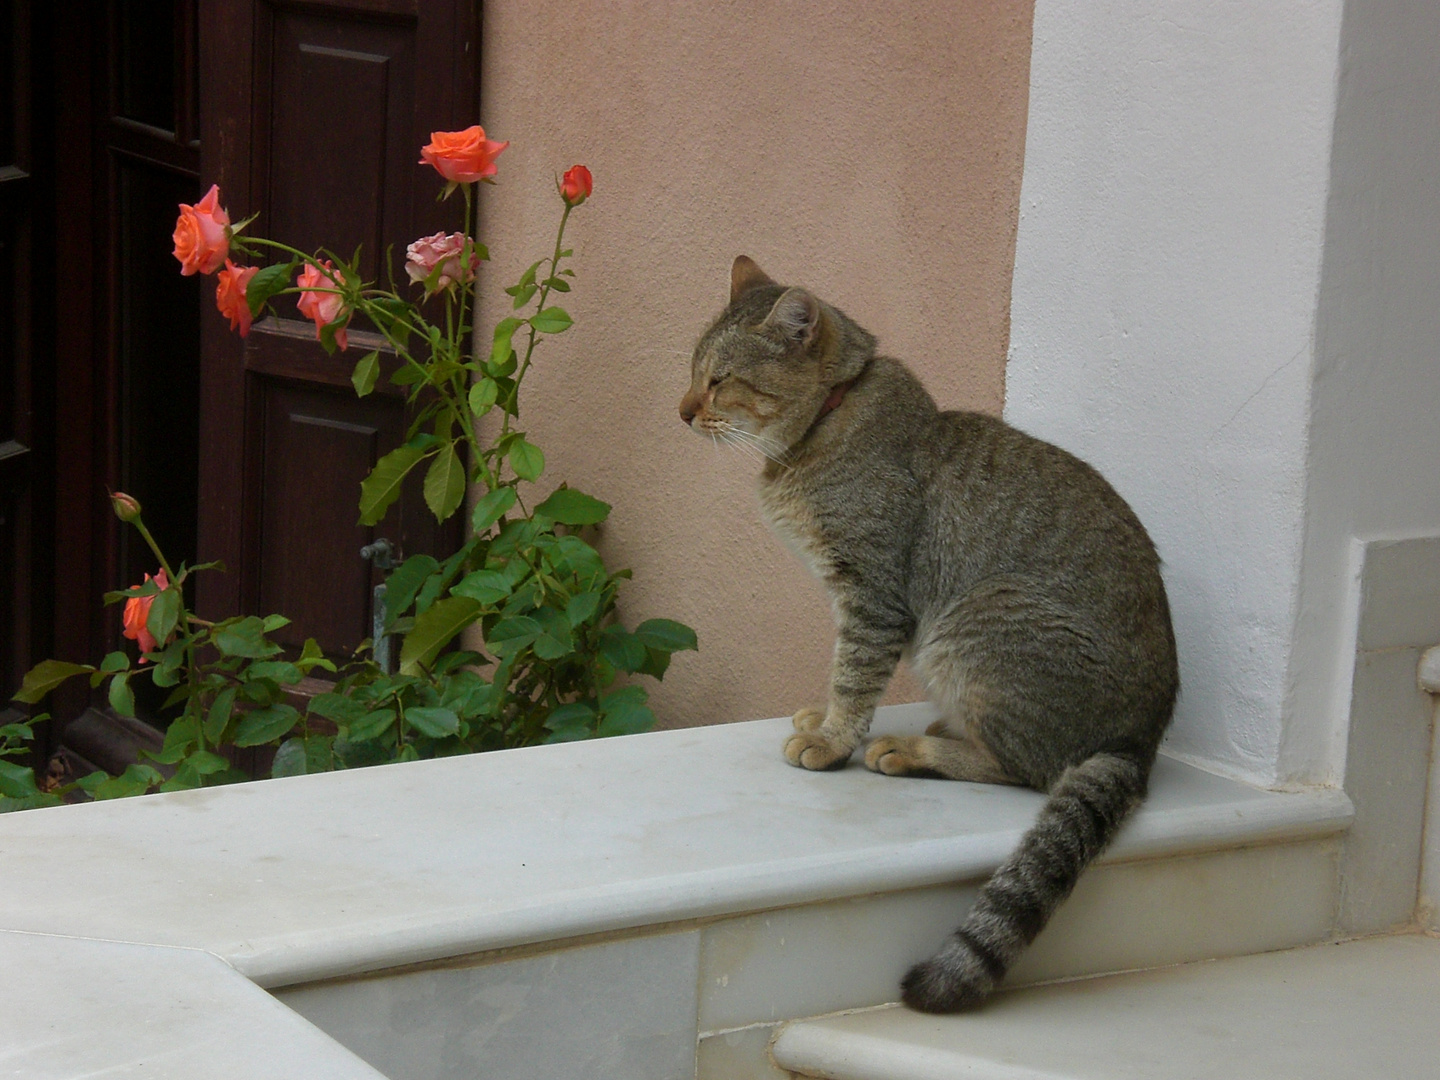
left=901, top=750, right=1150, bottom=1012
left=682, top=259, right=1178, bottom=1011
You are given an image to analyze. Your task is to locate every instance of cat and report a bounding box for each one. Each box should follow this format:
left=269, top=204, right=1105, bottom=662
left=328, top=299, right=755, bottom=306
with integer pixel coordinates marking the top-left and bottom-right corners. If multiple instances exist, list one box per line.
left=679, top=256, right=1179, bottom=1012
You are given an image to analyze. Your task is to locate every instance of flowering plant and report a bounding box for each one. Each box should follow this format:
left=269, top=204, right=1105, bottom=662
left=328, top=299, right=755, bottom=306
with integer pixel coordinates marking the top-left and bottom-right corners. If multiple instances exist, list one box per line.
left=7, top=128, right=694, bottom=802
left=11, top=493, right=328, bottom=799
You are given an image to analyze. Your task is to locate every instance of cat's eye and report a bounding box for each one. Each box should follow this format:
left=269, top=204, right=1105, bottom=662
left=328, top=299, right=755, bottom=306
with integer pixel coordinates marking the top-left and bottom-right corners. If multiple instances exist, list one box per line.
left=708, top=375, right=724, bottom=389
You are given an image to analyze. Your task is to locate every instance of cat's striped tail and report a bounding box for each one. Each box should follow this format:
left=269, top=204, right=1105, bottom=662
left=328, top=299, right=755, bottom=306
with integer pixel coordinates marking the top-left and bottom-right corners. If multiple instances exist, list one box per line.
left=901, top=749, right=1150, bottom=1013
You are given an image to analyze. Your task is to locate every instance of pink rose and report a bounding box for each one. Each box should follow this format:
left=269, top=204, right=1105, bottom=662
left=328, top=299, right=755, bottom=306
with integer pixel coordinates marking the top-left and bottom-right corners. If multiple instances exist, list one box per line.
left=215, top=260, right=259, bottom=337
left=405, top=232, right=479, bottom=295
left=296, top=260, right=352, bottom=351
left=172, top=184, right=231, bottom=276
left=419, top=126, right=509, bottom=184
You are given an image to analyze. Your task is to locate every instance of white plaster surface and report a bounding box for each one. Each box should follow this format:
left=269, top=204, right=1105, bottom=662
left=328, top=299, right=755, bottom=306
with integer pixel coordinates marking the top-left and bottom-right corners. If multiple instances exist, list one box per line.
left=1338, top=539, right=1440, bottom=932
left=0, top=931, right=384, bottom=1080
left=1284, top=1, right=1440, bottom=785
left=698, top=839, right=1336, bottom=1033
left=0, top=707, right=1350, bottom=990
left=773, top=934, right=1440, bottom=1080
left=277, top=931, right=700, bottom=1080
left=1007, top=0, right=1344, bottom=785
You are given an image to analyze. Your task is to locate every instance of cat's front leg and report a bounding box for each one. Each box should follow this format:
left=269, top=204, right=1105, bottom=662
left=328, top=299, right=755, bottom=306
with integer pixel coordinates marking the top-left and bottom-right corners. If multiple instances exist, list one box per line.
left=784, top=610, right=908, bottom=771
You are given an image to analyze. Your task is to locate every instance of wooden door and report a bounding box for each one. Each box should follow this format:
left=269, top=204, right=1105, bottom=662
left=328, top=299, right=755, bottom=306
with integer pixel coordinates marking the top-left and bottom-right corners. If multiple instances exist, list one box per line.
left=197, top=0, right=477, bottom=657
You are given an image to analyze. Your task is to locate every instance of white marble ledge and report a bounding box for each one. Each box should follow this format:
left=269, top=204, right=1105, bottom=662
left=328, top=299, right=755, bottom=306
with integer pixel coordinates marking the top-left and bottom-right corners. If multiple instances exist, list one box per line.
left=0, top=930, right=385, bottom=1080
left=0, top=703, right=1352, bottom=989
left=771, top=933, right=1440, bottom=1080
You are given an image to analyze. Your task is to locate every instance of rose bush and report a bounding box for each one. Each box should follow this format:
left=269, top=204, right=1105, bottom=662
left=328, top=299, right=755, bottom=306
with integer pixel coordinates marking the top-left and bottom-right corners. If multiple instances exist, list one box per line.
left=7, top=128, right=696, bottom=803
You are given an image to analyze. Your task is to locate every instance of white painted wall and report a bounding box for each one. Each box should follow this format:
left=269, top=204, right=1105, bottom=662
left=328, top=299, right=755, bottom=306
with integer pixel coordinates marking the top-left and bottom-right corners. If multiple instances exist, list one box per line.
left=1007, top=0, right=1344, bottom=785
left=1281, top=2, right=1440, bottom=785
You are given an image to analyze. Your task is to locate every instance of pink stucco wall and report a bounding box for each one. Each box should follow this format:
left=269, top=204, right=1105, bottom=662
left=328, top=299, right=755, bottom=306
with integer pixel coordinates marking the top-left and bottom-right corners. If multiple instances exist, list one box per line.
left=475, top=1, right=1034, bottom=728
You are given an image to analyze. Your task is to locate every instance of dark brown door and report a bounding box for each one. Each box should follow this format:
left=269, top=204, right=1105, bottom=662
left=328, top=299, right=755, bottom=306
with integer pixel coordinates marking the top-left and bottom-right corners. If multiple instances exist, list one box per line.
left=197, top=1, right=477, bottom=657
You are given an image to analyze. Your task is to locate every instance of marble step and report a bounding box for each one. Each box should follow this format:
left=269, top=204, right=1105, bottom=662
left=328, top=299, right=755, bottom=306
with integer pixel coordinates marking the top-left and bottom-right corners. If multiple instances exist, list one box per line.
left=771, top=933, right=1440, bottom=1080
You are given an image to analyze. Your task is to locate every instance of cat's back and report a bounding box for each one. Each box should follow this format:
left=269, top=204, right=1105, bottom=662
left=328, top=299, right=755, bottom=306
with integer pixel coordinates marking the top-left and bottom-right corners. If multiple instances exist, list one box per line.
left=905, top=406, right=1168, bottom=616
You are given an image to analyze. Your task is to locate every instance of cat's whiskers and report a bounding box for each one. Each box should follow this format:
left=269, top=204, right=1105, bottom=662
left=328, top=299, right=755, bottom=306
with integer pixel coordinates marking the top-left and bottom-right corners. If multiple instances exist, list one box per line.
left=726, top=425, right=791, bottom=467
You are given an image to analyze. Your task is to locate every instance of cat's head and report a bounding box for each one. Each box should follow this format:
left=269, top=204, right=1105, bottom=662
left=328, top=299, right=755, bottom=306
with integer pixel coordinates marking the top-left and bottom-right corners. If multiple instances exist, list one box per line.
left=679, top=256, right=876, bottom=458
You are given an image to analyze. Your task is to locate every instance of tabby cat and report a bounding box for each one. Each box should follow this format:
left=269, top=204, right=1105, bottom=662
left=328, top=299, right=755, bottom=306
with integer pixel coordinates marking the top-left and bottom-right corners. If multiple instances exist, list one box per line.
left=679, top=257, right=1179, bottom=1012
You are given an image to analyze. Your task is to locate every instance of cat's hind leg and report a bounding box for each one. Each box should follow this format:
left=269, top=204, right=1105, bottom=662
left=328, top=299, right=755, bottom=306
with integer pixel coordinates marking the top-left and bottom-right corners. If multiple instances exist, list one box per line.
left=864, top=730, right=1019, bottom=783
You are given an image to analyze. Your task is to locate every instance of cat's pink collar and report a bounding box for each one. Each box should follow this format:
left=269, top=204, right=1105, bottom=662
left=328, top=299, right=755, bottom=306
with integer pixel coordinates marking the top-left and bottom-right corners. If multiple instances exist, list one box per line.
left=819, top=378, right=858, bottom=419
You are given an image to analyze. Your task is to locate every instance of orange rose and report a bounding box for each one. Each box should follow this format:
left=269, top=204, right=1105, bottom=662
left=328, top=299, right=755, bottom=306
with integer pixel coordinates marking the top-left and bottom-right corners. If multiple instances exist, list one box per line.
left=419, top=126, right=509, bottom=184
left=215, top=261, right=259, bottom=337
left=122, top=570, right=170, bottom=659
left=172, top=184, right=231, bottom=276
left=296, top=260, right=352, bottom=351
left=559, top=165, right=592, bottom=206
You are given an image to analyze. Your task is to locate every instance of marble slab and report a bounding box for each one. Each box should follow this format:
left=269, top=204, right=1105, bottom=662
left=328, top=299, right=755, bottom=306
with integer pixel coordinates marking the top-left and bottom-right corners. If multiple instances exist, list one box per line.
left=0, top=930, right=385, bottom=1080
left=0, top=705, right=1351, bottom=989
left=772, top=933, right=1440, bottom=1080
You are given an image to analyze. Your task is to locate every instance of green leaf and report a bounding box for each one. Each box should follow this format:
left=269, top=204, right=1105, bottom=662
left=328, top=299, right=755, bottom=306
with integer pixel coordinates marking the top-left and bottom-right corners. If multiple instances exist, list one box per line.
left=214, top=616, right=282, bottom=659
left=508, top=439, right=545, bottom=483
left=542, top=276, right=571, bottom=293
left=351, top=351, right=381, bottom=397
left=245, top=660, right=303, bottom=685
left=404, top=706, right=460, bottom=739
left=383, top=554, right=441, bottom=624
left=296, top=638, right=336, bottom=675
left=634, top=619, right=699, bottom=654
left=345, top=708, right=396, bottom=742
left=399, top=596, right=483, bottom=675
left=359, top=444, right=428, bottom=527
left=471, top=486, right=517, bottom=533
left=185, top=750, right=231, bottom=776
left=97, top=651, right=130, bottom=675
left=452, top=569, right=512, bottom=606
left=637, top=647, right=672, bottom=681
left=490, top=317, right=524, bottom=366
left=13, top=660, right=94, bottom=704
left=531, top=607, right=574, bottom=661
left=467, top=377, right=499, bottom=417
left=263, top=614, right=292, bottom=632
left=600, top=626, right=648, bottom=672
left=272, top=738, right=308, bottom=778
left=565, top=591, right=602, bottom=627
left=108, top=672, right=136, bottom=717
left=484, top=615, right=541, bottom=657
left=85, top=763, right=163, bottom=801
left=530, top=306, right=573, bottom=334
left=544, top=701, right=596, bottom=728
left=233, top=704, right=300, bottom=747
left=146, top=587, right=182, bottom=651
left=423, top=442, right=466, bottom=522
left=510, top=283, right=537, bottom=310
left=205, top=686, right=237, bottom=745
left=307, top=692, right=368, bottom=725
left=543, top=701, right=596, bottom=743
left=0, top=759, right=43, bottom=799
left=597, top=686, right=656, bottom=737
left=246, top=261, right=295, bottom=317
left=534, top=487, right=611, bottom=526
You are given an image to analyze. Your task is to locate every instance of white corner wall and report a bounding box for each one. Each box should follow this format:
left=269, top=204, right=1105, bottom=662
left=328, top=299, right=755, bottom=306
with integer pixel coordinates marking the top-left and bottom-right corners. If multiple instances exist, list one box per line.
left=1006, top=0, right=1345, bottom=785
left=1281, top=2, right=1440, bottom=785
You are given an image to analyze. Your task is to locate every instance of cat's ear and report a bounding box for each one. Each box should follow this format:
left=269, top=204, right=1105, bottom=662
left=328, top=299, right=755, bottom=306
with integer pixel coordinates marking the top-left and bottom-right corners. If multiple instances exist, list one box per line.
left=764, top=287, right=821, bottom=349
left=731, top=255, right=776, bottom=303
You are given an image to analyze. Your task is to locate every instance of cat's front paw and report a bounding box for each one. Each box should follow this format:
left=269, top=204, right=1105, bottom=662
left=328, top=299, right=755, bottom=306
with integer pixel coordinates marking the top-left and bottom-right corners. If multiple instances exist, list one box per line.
left=865, top=735, right=927, bottom=776
left=783, top=733, right=851, bottom=770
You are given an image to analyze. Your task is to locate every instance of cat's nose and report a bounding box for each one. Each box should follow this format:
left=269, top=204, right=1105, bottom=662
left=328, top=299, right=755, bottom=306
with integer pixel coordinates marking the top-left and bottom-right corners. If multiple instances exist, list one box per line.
left=679, top=393, right=699, bottom=425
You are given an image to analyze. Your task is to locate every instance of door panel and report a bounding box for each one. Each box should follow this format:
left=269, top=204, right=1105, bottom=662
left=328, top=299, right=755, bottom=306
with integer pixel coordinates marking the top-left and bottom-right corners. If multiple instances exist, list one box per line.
left=199, top=0, right=477, bottom=657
